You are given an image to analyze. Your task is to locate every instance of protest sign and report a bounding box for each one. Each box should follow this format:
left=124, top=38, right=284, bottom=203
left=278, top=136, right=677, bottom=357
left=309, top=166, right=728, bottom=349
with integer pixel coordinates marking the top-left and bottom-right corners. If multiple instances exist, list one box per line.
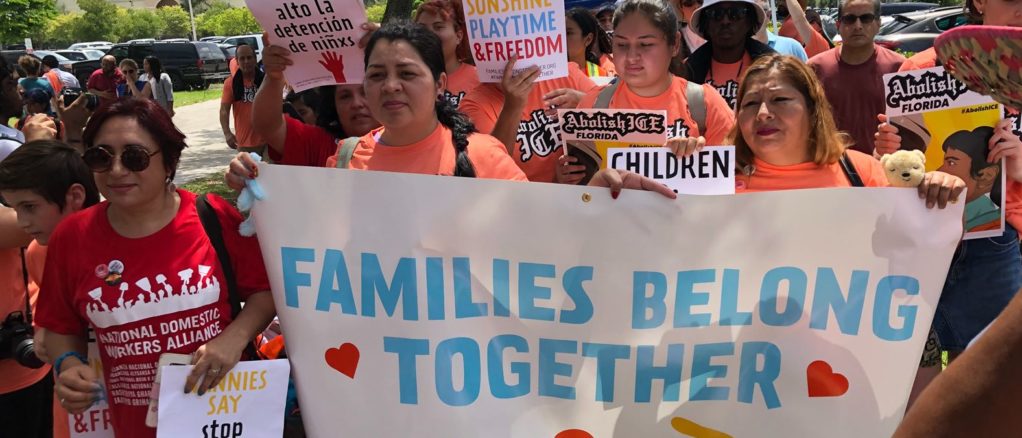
left=559, top=108, right=735, bottom=194
left=251, top=165, right=962, bottom=437
left=885, top=66, right=1005, bottom=239
left=69, top=338, right=115, bottom=438
left=156, top=359, right=290, bottom=438
left=246, top=0, right=367, bottom=91
left=464, top=0, right=568, bottom=82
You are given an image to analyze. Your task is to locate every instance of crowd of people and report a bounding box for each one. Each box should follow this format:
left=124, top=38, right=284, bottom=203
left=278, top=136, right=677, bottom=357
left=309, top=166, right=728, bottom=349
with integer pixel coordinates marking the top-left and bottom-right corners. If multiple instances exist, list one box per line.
left=0, top=0, right=1018, bottom=436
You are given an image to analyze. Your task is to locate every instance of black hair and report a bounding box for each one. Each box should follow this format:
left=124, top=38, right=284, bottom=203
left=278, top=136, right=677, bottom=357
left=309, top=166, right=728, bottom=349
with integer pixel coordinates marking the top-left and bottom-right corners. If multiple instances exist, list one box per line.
left=314, top=86, right=348, bottom=138
left=697, top=3, right=761, bottom=40
left=284, top=88, right=321, bottom=121
left=614, top=0, right=680, bottom=48
left=145, top=56, right=163, bottom=79
left=943, top=127, right=1002, bottom=206
left=567, top=7, right=612, bottom=65
left=838, top=0, right=881, bottom=19
left=364, top=20, right=476, bottom=177
left=0, top=140, right=101, bottom=210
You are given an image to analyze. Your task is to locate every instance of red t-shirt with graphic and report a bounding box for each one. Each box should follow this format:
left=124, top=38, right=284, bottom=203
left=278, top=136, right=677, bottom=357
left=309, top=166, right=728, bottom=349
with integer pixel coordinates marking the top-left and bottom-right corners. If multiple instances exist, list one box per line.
left=35, top=190, right=269, bottom=438
left=460, top=63, right=598, bottom=182
left=577, top=76, right=735, bottom=144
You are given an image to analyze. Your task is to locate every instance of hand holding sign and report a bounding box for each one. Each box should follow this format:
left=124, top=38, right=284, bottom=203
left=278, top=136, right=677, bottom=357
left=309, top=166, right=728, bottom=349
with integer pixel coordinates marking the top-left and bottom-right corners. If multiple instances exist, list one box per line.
left=988, top=118, right=1022, bottom=183
left=261, top=33, right=294, bottom=81
left=501, top=56, right=541, bottom=109
left=56, top=361, right=102, bottom=415
left=666, top=136, right=707, bottom=159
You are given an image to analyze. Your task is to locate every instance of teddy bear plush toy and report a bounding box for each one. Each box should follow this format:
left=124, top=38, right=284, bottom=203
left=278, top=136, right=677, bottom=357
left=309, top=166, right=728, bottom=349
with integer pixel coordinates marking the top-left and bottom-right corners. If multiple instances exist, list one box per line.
left=880, top=150, right=926, bottom=187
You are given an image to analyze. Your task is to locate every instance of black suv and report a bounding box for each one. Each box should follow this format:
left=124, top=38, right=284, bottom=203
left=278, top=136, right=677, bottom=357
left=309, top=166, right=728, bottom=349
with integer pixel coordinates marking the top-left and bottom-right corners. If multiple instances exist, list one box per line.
left=72, top=41, right=229, bottom=91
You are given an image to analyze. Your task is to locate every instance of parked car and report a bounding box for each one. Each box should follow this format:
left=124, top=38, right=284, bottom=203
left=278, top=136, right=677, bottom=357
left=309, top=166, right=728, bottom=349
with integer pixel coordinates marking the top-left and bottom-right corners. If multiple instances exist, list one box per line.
left=56, top=49, right=104, bottom=61
left=219, top=44, right=237, bottom=65
left=31, top=51, right=75, bottom=71
left=161, top=38, right=190, bottom=43
left=221, top=34, right=264, bottom=60
left=68, top=41, right=113, bottom=51
left=880, top=2, right=938, bottom=16
left=874, top=6, right=968, bottom=53
left=72, top=41, right=229, bottom=91
left=201, top=36, right=227, bottom=43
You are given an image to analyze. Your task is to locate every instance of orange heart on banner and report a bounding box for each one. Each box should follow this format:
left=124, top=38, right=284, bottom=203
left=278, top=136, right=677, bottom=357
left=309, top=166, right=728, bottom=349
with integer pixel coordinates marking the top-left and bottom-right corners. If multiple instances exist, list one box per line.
left=325, top=343, right=360, bottom=379
left=806, top=360, right=849, bottom=397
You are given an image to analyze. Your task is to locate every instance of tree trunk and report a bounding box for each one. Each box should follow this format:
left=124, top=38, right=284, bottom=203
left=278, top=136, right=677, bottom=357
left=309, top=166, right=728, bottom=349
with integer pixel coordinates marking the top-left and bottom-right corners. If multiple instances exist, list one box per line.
left=382, top=0, right=416, bottom=22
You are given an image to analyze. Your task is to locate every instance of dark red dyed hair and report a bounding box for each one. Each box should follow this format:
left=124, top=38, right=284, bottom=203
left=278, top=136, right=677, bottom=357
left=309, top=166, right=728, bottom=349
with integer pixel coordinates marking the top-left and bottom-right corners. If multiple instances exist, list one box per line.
left=414, top=0, right=474, bottom=65
left=82, top=98, right=188, bottom=180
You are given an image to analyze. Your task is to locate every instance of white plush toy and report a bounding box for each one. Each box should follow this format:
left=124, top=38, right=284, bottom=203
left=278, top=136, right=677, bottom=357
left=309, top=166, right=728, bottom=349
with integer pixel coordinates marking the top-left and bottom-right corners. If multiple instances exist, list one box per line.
left=880, top=150, right=926, bottom=188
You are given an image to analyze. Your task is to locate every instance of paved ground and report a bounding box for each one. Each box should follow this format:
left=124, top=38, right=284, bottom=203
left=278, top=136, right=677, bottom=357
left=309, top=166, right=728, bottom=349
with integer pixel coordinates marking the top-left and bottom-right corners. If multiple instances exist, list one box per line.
left=172, top=99, right=237, bottom=184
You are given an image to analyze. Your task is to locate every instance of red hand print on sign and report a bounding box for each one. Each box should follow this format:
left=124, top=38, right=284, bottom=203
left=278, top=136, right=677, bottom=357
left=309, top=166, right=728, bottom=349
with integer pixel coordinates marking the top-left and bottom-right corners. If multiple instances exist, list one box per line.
left=319, top=51, right=347, bottom=83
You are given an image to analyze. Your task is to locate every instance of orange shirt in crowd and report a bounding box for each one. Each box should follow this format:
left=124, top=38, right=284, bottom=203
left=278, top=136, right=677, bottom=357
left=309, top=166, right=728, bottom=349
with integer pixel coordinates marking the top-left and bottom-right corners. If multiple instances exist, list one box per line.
left=445, top=63, right=480, bottom=109
left=736, top=150, right=888, bottom=192
left=325, top=123, right=528, bottom=181
left=599, top=54, right=617, bottom=76
left=898, top=49, right=1022, bottom=232
left=577, top=76, right=735, bottom=144
left=221, top=75, right=265, bottom=148
left=24, top=241, right=70, bottom=438
left=460, top=63, right=598, bottom=182
left=0, top=246, right=49, bottom=396
left=779, top=18, right=830, bottom=58
left=705, top=52, right=752, bottom=109
left=43, top=70, right=63, bottom=95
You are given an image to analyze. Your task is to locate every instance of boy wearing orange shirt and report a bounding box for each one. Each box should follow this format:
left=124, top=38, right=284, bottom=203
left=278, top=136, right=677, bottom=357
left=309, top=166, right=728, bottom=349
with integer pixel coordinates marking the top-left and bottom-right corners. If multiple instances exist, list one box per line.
left=0, top=140, right=101, bottom=438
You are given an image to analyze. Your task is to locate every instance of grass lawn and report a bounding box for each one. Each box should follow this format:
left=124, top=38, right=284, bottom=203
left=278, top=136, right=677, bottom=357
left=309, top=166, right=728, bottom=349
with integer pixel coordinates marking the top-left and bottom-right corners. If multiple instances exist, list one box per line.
left=175, top=83, right=224, bottom=108
left=180, top=171, right=238, bottom=204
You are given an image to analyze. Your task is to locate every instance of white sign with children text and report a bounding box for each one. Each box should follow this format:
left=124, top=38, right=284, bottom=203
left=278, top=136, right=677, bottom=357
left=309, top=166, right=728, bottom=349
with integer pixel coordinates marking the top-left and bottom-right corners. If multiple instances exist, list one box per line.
left=463, top=0, right=568, bottom=82
left=156, top=359, right=290, bottom=438
left=246, top=0, right=368, bottom=91
left=559, top=108, right=736, bottom=194
left=251, top=165, right=962, bottom=437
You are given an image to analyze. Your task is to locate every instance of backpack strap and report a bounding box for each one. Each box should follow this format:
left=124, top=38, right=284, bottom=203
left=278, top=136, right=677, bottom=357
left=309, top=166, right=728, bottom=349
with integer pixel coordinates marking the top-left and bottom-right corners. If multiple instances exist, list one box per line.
left=593, top=78, right=619, bottom=109
left=334, top=137, right=360, bottom=169
left=839, top=152, right=865, bottom=187
left=685, top=80, right=706, bottom=137
left=195, top=194, right=258, bottom=359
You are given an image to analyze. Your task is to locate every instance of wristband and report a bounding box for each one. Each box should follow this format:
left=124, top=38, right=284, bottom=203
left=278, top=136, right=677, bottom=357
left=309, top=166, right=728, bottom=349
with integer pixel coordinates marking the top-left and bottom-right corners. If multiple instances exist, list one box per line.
left=53, top=351, right=88, bottom=376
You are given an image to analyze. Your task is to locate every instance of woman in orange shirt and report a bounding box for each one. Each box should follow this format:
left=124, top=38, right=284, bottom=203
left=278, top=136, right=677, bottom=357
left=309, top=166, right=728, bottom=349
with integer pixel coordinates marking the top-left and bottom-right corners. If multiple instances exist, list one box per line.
left=414, top=0, right=479, bottom=108
left=558, top=0, right=736, bottom=184
left=227, top=22, right=667, bottom=196
left=566, top=8, right=614, bottom=78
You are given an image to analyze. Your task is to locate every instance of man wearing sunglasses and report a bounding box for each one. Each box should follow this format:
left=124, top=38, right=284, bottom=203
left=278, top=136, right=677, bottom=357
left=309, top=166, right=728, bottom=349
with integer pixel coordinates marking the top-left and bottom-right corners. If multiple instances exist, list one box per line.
left=809, top=0, right=904, bottom=156
left=685, top=0, right=776, bottom=109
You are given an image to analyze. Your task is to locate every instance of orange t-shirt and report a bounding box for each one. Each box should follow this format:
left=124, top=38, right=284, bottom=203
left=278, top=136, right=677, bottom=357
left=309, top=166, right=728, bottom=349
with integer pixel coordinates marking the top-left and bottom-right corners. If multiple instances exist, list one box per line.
left=445, top=63, right=480, bottom=109
left=779, top=18, right=830, bottom=58
left=899, top=48, right=938, bottom=71
left=736, top=150, right=888, bottom=192
left=44, top=70, right=63, bottom=95
left=0, top=244, right=50, bottom=395
left=25, top=241, right=71, bottom=438
left=459, top=63, right=598, bottom=182
left=325, top=123, right=528, bottom=181
left=705, top=52, right=752, bottom=110
left=599, top=54, right=617, bottom=76
left=577, top=76, right=735, bottom=144
left=221, top=75, right=265, bottom=148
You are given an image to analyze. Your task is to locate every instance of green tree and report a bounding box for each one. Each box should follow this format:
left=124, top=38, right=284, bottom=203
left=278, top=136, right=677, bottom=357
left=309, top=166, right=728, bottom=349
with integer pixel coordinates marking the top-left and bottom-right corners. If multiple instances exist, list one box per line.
left=0, top=0, right=58, bottom=47
left=77, top=0, right=117, bottom=41
left=366, top=3, right=386, bottom=22
left=115, top=8, right=162, bottom=42
left=40, top=12, right=84, bottom=48
left=156, top=5, right=191, bottom=38
left=382, top=0, right=414, bottom=22
left=196, top=7, right=261, bottom=37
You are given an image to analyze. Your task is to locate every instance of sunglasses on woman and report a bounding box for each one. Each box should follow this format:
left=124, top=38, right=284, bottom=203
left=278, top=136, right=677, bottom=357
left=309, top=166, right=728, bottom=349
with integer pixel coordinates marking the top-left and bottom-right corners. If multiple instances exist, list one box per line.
left=705, top=6, right=752, bottom=21
left=839, top=13, right=877, bottom=24
left=83, top=144, right=160, bottom=173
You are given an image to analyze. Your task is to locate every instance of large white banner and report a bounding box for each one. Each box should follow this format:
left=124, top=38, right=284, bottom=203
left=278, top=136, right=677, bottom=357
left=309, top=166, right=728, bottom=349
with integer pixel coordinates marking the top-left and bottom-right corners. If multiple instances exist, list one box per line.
left=251, top=166, right=962, bottom=437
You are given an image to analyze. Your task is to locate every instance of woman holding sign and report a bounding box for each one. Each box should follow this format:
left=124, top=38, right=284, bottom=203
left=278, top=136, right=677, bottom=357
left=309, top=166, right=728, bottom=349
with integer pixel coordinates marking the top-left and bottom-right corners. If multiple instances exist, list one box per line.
left=227, top=22, right=670, bottom=198
left=35, top=98, right=276, bottom=438
left=557, top=0, right=736, bottom=185
left=414, top=0, right=479, bottom=108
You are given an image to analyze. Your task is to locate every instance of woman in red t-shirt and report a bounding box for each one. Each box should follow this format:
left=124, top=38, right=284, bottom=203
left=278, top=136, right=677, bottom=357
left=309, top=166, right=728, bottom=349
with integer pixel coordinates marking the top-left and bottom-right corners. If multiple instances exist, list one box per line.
left=38, top=99, right=276, bottom=438
left=414, top=0, right=479, bottom=108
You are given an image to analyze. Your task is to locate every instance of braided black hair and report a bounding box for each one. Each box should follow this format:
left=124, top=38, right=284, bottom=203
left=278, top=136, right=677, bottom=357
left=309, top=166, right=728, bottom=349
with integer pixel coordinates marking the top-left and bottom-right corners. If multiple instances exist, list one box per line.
left=364, top=20, right=477, bottom=177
